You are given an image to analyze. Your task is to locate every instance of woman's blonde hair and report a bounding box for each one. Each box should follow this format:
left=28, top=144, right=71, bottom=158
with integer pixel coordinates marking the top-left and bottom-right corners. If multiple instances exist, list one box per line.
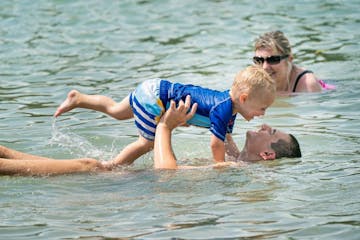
left=231, top=65, right=276, bottom=99
left=254, top=31, right=292, bottom=56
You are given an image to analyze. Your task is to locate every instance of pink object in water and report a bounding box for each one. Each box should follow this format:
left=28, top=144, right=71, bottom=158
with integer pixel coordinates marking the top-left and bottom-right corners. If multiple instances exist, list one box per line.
left=319, top=80, right=336, bottom=90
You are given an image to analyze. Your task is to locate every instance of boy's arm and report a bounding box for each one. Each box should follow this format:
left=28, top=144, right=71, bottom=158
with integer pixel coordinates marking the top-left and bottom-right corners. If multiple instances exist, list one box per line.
left=225, top=133, right=240, bottom=159
left=210, top=134, right=226, bottom=162
left=154, top=96, right=197, bottom=169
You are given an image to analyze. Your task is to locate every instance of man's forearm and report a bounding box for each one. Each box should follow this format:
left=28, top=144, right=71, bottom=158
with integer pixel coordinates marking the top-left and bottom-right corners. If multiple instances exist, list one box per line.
left=154, top=123, right=178, bottom=169
left=153, top=95, right=197, bottom=170
left=225, top=134, right=240, bottom=158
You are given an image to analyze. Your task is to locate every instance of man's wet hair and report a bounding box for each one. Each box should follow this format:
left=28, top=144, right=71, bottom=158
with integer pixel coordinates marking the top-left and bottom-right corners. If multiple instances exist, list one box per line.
left=271, top=134, right=302, bottom=159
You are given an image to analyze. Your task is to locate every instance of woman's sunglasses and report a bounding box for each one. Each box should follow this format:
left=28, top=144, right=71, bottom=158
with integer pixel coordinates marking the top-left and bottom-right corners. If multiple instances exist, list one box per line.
left=253, top=55, right=289, bottom=65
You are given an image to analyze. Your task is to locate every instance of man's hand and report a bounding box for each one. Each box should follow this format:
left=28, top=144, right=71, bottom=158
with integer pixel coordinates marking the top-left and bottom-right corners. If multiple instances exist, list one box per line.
left=154, top=95, right=197, bottom=169
left=159, top=95, right=197, bottom=131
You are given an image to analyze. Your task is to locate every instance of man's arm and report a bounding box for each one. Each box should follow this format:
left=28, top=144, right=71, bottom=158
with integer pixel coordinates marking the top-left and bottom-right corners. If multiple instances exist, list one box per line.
left=154, top=96, right=197, bottom=169
left=154, top=124, right=238, bottom=169
left=153, top=96, right=239, bottom=170
left=225, top=133, right=240, bottom=159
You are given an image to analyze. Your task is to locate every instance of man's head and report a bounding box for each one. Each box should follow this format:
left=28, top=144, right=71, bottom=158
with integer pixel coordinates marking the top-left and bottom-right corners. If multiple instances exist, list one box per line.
left=231, top=66, right=276, bottom=121
left=242, top=124, right=301, bottom=161
left=271, top=134, right=302, bottom=159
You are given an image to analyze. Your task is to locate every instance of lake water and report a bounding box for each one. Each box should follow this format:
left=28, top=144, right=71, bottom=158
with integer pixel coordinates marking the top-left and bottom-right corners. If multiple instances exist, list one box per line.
left=1, top=0, right=359, bottom=239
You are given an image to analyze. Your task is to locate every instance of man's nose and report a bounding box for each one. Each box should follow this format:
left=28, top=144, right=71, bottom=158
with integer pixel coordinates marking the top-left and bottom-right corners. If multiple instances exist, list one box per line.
left=261, top=124, right=271, bottom=131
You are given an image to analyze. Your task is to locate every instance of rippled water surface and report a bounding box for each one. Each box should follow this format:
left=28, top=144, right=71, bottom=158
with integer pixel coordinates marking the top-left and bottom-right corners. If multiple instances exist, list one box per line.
left=1, top=0, right=359, bottom=239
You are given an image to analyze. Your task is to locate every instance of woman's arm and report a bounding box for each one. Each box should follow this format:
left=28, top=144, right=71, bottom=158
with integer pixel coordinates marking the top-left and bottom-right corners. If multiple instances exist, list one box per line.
left=294, top=73, right=322, bottom=92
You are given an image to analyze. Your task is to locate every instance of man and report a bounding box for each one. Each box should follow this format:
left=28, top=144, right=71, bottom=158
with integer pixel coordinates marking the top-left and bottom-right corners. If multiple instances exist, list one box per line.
left=153, top=98, right=301, bottom=169
left=0, top=96, right=301, bottom=175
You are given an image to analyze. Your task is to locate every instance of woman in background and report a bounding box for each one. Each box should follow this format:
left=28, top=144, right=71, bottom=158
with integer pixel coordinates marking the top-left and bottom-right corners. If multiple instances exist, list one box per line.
left=253, top=31, right=335, bottom=93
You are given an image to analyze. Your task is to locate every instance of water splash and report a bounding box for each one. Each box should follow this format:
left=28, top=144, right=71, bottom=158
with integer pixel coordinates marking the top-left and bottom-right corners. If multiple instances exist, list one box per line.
left=49, top=118, right=110, bottom=161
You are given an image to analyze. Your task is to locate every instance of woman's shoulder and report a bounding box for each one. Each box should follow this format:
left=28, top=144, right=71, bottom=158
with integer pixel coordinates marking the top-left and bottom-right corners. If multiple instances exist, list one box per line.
left=292, top=66, right=321, bottom=92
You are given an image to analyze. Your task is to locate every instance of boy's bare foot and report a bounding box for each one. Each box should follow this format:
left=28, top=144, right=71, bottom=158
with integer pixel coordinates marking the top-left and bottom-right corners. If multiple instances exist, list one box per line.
left=100, top=161, right=115, bottom=170
left=54, top=90, right=80, bottom=117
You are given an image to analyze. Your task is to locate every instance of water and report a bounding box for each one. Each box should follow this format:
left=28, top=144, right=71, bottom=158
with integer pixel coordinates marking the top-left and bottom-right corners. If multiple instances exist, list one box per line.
left=1, top=0, right=359, bottom=239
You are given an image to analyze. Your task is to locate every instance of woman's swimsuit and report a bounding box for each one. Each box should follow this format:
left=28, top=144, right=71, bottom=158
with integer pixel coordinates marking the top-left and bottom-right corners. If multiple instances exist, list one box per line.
left=292, top=70, right=336, bottom=92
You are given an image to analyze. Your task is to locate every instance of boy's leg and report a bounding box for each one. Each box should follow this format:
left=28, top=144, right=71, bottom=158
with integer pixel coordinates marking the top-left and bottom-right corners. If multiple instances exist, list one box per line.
left=106, top=135, right=154, bottom=166
left=54, top=90, right=133, bottom=120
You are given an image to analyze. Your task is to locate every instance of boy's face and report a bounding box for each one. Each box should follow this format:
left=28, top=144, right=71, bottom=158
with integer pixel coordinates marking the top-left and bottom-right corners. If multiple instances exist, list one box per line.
left=239, top=90, right=275, bottom=121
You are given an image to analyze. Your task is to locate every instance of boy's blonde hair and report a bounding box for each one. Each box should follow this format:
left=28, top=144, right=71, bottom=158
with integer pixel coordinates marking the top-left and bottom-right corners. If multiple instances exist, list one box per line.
left=231, top=65, right=276, bottom=99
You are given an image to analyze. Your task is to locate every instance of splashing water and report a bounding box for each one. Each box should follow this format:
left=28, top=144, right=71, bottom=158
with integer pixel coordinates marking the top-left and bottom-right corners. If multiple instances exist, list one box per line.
left=49, top=118, right=113, bottom=161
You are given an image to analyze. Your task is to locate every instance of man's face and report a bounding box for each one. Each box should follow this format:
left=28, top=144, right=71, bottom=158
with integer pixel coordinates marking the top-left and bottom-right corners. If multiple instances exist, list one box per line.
left=243, top=124, right=291, bottom=161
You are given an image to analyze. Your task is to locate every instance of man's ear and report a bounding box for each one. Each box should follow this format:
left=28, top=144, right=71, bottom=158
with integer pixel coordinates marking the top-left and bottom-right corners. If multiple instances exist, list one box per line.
left=239, top=93, right=248, bottom=103
left=259, top=151, right=276, bottom=160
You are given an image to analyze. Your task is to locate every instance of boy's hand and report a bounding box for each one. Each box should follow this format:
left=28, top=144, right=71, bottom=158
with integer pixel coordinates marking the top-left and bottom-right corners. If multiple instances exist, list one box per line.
left=159, top=95, right=197, bottom=131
